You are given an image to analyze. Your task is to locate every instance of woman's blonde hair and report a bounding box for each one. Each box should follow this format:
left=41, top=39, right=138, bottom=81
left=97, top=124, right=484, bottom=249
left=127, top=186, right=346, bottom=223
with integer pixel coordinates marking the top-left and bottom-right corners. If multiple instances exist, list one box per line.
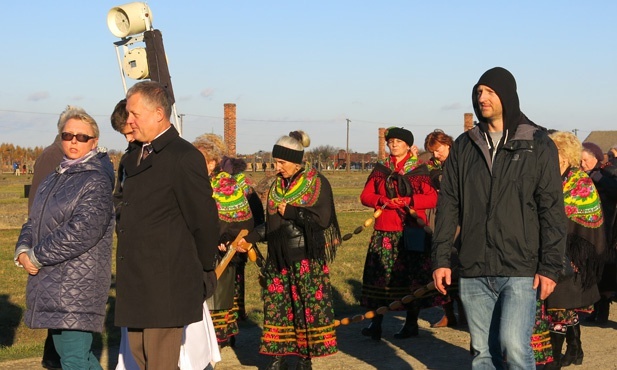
left=549, top=131, right=582, bottom=168
left=276, top=130, right=311, bottom=150
left=193, top=133, right=228, bottom=164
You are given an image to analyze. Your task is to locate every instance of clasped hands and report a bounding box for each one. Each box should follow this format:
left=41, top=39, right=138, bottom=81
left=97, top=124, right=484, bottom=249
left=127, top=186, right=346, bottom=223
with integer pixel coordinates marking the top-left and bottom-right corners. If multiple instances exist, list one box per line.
left=17, top=253, right=39, bottom=276
left=383, top=197, right=410, bottom=210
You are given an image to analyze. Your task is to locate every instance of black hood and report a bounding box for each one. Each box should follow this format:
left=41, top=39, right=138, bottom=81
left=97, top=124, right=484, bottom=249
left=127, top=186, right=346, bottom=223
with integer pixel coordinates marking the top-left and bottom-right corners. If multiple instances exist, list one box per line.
left=472, top=67, right=524, bottom=137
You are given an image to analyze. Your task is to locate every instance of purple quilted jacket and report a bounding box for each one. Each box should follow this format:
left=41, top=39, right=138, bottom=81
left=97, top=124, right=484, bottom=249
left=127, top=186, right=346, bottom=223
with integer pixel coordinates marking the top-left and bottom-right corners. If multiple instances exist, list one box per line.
left=15, top=151, right=115, bottom=332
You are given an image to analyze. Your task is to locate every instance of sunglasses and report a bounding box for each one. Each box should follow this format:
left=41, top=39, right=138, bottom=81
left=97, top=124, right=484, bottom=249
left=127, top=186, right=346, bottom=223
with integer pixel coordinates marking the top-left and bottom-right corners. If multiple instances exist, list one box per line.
left=61, top=132, right=95, bottom=143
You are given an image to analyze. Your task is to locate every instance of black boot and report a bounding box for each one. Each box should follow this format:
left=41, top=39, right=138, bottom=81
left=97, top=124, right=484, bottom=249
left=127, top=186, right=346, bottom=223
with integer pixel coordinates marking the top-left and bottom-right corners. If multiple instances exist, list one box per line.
left=361, top=314, right=383, bottom=341
left=394, top=304, right=419, bottom=339
left=595, top=296, right=610, bottom=325
left=561, top=325, right=584, bottom=366
left=265, top=356, right=289, bottom=370
left=543, top=332, right=565, bottom=370
left=297, top=357, right=312, bottom=370
left=456, top=295, right=467, bottom=326
left=41, top=330, right=62, bottom=370
left=584, top=308, right=597, bottom=323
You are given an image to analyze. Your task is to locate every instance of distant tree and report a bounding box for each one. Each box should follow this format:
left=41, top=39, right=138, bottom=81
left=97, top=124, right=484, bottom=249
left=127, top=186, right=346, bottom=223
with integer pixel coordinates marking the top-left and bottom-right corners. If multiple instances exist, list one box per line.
left=307, top=145, right=340, bottom=170
left=309, top=145, right=339, bottom=161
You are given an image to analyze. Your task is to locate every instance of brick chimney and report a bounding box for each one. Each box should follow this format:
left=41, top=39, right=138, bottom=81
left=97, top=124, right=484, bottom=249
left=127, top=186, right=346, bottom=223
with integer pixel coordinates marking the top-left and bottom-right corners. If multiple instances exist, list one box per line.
left=378, top=127, right=386, bottom=160
left=464, top=113, right=474, bottom=131
left=224, top=103, right=236, bottom=156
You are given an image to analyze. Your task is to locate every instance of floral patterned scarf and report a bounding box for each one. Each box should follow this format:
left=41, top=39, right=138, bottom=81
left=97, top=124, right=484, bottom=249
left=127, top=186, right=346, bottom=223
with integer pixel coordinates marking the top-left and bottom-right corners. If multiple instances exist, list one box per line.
left=211, top=171, right=252, bottom=223
left=266, top=168, right=341, bottom=269
left=562, top=167, right=605, bottom=288
left=563, top=168, right=603, bottom=228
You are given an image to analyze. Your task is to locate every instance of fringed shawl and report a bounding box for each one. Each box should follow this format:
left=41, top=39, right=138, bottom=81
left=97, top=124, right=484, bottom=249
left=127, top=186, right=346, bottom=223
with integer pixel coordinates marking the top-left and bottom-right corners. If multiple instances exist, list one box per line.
left=210, top=170, right=254, bottom=248
left=211, top=171, right=253, bottom=223
left=368, top=155, right=432, bottom=202
left=563, top=167, right=606, bottom=288
left=266, top=168, right=341, bottom=270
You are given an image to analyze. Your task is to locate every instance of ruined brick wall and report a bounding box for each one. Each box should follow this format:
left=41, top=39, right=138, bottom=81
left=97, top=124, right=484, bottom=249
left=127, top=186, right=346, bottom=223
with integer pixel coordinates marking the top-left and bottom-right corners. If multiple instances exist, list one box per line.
left=378, top=127, right=386, bottom=160
left=464, top=113, right=474, bottom=132
left=224, top=103, right=236, bottom=156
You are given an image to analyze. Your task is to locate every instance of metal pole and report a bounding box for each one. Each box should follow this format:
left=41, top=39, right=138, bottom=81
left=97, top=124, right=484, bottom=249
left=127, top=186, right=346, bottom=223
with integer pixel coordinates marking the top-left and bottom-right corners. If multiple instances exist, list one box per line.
left=113, top=43, right=128, bottom=94
left=346, top=118, right=351, bottom=173
left=177, top=113, right=185, bottom=137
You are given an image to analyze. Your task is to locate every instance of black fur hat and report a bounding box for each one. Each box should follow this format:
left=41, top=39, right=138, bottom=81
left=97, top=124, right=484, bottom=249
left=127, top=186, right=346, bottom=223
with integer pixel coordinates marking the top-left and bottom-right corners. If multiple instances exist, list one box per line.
left=385, top=127, right=414, bottom=146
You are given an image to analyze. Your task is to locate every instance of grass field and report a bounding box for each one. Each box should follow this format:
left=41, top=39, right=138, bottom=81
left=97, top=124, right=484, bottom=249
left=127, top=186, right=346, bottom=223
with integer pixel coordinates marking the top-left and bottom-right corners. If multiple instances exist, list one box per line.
left=0, top=170, right=374, bottom=362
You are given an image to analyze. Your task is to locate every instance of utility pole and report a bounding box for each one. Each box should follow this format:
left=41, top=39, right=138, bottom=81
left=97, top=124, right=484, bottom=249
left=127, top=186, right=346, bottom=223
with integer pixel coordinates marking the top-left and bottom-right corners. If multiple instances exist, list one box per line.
left=572, top=128, right=579, bottom=137
left=178, top=113, right=185, bottom=136
left=346, top=118, right=351, bottom=173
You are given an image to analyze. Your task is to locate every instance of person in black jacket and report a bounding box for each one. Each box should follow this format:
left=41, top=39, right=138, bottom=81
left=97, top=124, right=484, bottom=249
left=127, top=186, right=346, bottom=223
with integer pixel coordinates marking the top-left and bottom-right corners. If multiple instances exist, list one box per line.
left=432, top=67, right=567, bottom=369
left=114, top=81, right=220, bottom=370
left=238, top=130, right=341, bottom=370
left=581, top=142, right=617, bottom=325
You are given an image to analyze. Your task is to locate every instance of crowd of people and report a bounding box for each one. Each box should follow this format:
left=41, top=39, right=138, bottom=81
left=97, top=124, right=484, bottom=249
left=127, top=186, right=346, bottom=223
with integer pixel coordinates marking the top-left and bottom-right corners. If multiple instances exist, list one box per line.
left=12, top=67, right=617, bottom=370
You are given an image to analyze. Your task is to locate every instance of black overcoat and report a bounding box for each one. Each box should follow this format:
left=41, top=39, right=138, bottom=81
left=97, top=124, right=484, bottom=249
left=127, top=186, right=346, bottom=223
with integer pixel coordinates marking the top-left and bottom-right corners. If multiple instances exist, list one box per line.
left=115, top=126, right=219, bottom=328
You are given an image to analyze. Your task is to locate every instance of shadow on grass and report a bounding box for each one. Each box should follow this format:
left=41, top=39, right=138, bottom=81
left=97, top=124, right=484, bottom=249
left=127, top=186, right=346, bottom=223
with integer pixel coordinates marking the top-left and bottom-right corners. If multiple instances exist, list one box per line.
left=0, top=294, right=23, bottom=347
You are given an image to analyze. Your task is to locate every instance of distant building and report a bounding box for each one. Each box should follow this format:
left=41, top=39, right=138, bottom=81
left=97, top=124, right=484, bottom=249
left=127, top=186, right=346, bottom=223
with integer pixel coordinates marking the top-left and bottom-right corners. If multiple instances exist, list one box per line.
left=582, top=130, right=617, bottom=158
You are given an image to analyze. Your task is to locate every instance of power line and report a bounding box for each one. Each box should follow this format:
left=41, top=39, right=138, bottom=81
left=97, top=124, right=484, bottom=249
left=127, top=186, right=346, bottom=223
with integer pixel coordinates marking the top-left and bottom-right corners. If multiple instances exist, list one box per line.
left=0, top=108, right=462, bottom=128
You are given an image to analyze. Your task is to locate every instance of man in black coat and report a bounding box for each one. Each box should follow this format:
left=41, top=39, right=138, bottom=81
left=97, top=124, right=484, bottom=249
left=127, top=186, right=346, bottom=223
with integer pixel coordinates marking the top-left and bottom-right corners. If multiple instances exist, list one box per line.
left=114, top=81, right=219, bottom=369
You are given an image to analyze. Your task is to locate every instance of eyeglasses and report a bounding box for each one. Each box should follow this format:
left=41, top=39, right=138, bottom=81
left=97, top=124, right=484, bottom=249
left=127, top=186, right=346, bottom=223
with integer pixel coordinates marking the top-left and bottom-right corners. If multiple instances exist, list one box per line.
left=61, top=132, right=95, bottom=143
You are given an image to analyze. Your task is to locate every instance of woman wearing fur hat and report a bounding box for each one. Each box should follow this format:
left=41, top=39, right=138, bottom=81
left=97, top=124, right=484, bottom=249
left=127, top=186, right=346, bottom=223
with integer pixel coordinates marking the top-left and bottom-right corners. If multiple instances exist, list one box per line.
left=193, top=133, right=257, bottom=348
left=359, top=126, right=439, bottom=341
left=237, top=130, right=341, bottom=370
left=581, top=142, right=617, bottom=326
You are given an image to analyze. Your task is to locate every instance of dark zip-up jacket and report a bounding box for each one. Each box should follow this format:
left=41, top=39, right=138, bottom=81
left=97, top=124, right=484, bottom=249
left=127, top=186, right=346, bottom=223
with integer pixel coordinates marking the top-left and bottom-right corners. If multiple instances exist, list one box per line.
left=432, top=67, right=567, bottom=281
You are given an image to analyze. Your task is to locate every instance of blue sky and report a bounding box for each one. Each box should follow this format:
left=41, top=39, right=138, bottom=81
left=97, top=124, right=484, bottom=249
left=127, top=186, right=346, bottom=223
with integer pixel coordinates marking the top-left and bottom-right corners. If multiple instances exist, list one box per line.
left=1, top=1, right=615, bottom=154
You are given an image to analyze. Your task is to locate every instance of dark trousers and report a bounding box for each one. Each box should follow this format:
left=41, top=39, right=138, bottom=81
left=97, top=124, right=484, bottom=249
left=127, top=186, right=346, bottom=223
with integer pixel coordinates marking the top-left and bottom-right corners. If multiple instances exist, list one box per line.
left=127, top=327, right=183, bottom=370
left=42, top=329, right=61, bottom=366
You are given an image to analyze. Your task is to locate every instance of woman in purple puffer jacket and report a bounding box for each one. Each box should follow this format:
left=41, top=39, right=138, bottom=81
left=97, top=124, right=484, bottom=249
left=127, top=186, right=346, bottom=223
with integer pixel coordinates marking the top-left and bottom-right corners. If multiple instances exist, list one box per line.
left=14, top=106, right=115, bottom=370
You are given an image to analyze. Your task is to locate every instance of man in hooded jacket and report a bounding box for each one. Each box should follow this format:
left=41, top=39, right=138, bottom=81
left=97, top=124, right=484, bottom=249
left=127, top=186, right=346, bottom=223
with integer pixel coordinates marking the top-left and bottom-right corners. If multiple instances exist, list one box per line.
left=432, top=67, right=567, bottom=369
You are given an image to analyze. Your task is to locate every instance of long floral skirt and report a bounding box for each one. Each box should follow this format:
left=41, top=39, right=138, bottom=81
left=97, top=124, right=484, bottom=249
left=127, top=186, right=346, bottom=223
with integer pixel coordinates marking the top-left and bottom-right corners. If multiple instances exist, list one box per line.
left=532, top=301, right=554, bottom=365
left=532, top=301, right=593, bottom=365
left=260, top=258, right=337, bottom=358
left=210, top=308, right=239, bottom=344
left=361, top=230, right=448, bottom=309
left=234, top=261, right=247, bottom=320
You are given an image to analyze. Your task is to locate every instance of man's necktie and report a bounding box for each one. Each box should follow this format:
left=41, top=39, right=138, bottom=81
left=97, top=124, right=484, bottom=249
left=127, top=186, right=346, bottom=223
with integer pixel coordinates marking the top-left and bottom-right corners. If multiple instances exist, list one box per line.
left=139, top=144, right=153, bottom=165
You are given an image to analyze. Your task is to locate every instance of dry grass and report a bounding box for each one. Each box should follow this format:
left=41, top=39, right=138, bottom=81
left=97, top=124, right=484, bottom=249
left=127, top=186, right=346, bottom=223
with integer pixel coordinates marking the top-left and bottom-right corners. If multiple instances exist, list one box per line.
left=0, top=170, right=374, bottom=362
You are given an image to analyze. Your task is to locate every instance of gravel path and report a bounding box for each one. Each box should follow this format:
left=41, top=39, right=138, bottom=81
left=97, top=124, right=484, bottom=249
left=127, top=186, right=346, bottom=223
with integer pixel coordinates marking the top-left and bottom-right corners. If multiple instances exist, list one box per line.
left=2, top=308, right=616, bottom=370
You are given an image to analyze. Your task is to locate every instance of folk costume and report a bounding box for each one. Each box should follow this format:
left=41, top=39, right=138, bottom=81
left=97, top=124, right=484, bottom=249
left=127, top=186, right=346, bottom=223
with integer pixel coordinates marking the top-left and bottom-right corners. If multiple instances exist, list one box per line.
left=208, top=157, right=255, bottom=346
left=359, top=150, right=438, bottom=339
left=422, top=156, right=466, bottom=328
left=245, top=166, right=341, bottom=360
left=533, top=167, right=605, bottom=367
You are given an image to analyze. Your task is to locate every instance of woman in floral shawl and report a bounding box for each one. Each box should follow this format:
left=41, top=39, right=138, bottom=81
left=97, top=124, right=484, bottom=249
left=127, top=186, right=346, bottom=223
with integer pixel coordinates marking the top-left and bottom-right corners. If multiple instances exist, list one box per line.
left=532, top=131, right=605, bottom=369
left=238, top=130, right=341, bottom=370
left=193, top=133, right=256, bottom=348
left=359, top=127, right=438, bottom=341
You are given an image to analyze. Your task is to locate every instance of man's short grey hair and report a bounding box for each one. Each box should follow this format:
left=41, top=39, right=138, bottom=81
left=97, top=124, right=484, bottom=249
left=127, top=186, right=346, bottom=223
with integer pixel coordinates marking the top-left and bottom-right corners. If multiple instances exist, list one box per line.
left=126, top=81, right=172, bottom=119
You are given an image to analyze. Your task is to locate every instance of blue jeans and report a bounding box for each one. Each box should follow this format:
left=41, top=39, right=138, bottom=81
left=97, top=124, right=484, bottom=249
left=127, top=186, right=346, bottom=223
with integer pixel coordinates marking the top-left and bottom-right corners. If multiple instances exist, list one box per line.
left=460, top=277, right=536, bottom=370
left=51, top=329, right=102, bottom=370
